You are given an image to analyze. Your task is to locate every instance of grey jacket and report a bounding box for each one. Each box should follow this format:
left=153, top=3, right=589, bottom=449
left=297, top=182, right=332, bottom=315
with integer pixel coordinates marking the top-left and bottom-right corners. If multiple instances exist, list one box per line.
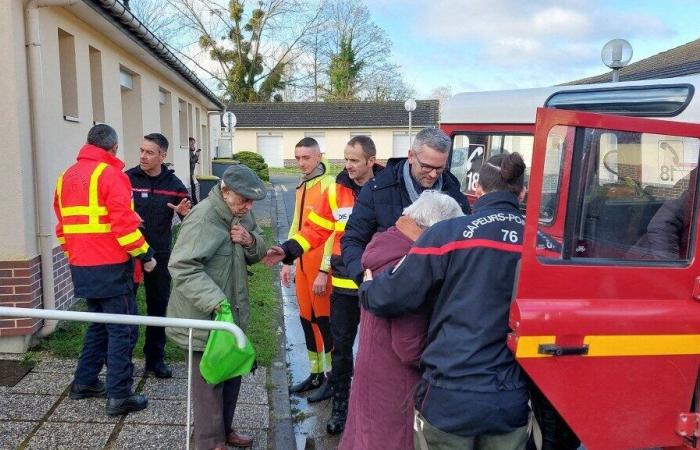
left=166, top=184, right=266, bottom=351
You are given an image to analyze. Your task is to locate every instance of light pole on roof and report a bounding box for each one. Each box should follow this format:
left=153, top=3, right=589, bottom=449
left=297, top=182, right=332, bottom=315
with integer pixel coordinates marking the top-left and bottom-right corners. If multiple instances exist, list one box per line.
left=404, top=99, right=417, bottom=148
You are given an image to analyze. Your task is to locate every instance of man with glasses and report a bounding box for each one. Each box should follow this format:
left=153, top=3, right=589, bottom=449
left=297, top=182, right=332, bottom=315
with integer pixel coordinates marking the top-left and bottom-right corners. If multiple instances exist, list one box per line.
left=342, top=127, right=470, bottom=286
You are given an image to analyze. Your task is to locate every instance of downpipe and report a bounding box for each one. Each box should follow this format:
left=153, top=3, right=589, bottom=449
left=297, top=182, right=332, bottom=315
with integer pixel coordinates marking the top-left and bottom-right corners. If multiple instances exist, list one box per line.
left=25, top=0, right=80, bottom=338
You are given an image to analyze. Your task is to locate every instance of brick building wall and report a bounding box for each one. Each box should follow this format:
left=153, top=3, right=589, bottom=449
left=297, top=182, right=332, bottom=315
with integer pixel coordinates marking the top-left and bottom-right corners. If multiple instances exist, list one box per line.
left=0, top=256, right=43, bottom=337
left=53, top=247, right=74, bottom=311
left=0, top=248, right=75, bottom=338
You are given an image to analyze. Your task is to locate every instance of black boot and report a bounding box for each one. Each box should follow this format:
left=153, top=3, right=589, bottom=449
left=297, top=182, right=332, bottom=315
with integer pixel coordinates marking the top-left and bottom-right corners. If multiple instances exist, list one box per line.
left=308, top=375, right=333, bottom=403
left=290, top=373, right=325, bottom=394
left=326, top=381, right=349, bottom=434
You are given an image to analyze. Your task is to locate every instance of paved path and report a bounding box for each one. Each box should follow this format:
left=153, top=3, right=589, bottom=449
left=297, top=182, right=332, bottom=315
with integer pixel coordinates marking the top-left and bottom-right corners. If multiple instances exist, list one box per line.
left=0, top=354, right=269, bottom=449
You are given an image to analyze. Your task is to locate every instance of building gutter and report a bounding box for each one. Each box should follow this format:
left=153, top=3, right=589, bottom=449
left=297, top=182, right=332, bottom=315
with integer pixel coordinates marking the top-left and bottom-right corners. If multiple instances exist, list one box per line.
left=84, top=0, right=224, bottom=110
left=25, top=0, right=81, bottom=338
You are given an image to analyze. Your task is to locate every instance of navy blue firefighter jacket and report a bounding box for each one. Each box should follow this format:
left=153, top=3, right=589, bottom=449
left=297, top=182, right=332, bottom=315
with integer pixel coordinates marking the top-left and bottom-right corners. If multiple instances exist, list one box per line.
left=360, top=192, right=559, bottom=434
left=126, top=164, right=190, bottom=255
left=342, top=158, right=470, bottom=285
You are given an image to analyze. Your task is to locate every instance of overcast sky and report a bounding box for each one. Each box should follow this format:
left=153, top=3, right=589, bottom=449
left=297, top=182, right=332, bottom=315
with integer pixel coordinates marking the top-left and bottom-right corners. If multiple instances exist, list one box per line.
left=367, top=0, right=700, bottom=97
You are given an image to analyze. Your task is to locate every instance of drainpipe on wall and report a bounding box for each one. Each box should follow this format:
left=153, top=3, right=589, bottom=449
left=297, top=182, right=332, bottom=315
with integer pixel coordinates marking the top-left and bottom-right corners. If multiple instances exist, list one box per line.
left=25, top=0, right=80, bottom=338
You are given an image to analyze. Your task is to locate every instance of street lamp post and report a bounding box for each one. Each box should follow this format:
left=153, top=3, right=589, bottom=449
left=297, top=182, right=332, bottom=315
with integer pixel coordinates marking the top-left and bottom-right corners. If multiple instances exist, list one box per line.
left=601, top=39, right=633, bottom=83
left=404, top=98, right=417, bottom=148
left=223, top=111, right=237, bottom=158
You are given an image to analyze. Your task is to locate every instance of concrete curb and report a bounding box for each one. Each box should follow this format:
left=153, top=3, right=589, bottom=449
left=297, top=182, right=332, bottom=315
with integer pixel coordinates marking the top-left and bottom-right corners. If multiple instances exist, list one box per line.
left=268, top=185, right=296, bottom=450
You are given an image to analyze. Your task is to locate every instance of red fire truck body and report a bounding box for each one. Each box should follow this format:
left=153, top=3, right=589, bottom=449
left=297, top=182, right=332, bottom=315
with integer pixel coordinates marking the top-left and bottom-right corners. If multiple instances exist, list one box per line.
left=441, top=76, right=700, bottom=449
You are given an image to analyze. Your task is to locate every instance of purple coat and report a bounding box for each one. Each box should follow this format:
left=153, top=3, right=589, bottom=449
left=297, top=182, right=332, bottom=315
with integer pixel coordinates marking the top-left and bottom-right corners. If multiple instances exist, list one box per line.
left=339, top=217, right=427, bottom=450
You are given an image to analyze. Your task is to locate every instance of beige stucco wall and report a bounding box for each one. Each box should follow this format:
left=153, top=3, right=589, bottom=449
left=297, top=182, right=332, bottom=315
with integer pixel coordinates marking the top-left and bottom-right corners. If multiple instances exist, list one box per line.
left=0, top=1, right=220, bottom=262
left=234, top=127, right=422, bottom=164
left=0, top=1, right=38, bottom=259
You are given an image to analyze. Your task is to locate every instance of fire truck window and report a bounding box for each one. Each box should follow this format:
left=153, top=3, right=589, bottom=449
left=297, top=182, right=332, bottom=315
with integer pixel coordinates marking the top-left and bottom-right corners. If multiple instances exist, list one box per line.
left=450, top=133, right=534, bottom=197
left=539, top=129, right=566, bottom=225
left=570, top=128, right=700, bottom=263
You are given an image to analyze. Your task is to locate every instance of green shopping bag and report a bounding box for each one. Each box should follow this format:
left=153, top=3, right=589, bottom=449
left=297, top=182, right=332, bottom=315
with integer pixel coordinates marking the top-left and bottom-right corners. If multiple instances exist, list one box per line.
left=199, top=302, right=256, bottom=384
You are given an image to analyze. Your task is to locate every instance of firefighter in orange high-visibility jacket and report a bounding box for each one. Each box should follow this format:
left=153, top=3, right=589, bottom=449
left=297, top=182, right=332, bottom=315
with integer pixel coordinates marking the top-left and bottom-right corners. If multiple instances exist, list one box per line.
left=54, top=124, right=154, bottom=416
left=264, top=136, right=382, bottom=433
left=281, top=137, right=335, bottom=403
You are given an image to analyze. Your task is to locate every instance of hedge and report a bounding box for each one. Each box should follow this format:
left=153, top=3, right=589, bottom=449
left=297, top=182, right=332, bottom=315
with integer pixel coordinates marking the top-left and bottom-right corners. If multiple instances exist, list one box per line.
left=233, top=151, right=269, bottom=182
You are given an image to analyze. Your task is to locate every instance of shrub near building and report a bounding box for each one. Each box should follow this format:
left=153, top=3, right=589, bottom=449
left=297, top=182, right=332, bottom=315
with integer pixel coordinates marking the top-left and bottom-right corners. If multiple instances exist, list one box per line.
left=234, top=151, right=269, bottom=182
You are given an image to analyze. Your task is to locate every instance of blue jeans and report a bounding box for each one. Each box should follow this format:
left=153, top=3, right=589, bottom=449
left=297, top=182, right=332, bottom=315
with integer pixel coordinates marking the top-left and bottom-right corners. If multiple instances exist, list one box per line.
left=73, top=292, right=138, bottom=399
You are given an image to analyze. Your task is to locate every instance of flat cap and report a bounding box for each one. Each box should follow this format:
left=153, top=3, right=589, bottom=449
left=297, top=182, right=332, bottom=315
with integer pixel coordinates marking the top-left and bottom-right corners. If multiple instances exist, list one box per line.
left=221, top=164, right=267, bottom=200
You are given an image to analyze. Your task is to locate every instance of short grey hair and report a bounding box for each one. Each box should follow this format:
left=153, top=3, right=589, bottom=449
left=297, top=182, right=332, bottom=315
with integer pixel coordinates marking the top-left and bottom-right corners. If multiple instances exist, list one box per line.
left=403, top=190, right=464, bottom=228
left=411, top=128, right=451, bottom=154
left=87, top=124, right=118, bottom=151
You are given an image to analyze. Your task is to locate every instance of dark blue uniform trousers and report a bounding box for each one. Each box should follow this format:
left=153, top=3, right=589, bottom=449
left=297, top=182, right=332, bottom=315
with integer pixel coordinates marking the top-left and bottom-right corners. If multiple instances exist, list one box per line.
left=73, top=292, right=138, bottom=399
left=142, top=252, right=171, bottom=366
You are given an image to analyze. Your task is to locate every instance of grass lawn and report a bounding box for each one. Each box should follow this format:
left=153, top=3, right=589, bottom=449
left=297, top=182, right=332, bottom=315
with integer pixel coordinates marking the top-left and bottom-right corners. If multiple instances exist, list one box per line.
left=36, top=226, right=280, bottom=368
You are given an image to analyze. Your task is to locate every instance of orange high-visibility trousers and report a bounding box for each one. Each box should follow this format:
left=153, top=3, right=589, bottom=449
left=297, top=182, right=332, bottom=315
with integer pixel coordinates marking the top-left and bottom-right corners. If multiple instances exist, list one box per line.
left=295, top=248, right=332, bottom=374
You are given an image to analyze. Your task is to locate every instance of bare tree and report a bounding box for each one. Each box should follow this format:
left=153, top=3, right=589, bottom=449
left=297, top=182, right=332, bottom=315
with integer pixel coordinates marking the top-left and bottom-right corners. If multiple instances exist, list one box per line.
left=130, top=0, right=322, bottom=102
left=320, top=0, right=410, bottom=101
left=428, top=85, right=453, bottom=103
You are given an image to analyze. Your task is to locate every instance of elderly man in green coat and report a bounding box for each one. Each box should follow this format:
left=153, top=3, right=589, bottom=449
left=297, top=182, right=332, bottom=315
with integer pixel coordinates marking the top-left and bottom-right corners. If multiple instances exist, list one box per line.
left=166, top=164, right=267, bottom=450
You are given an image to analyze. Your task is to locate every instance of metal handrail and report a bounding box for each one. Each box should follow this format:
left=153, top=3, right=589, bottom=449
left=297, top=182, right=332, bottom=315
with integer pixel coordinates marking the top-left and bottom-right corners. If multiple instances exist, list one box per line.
left=0, top=306, right=248, bottom=450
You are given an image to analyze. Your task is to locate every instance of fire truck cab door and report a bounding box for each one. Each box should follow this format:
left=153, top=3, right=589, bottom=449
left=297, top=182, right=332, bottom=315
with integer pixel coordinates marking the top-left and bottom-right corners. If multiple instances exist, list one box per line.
left=510, top=108, right=700, bottom=450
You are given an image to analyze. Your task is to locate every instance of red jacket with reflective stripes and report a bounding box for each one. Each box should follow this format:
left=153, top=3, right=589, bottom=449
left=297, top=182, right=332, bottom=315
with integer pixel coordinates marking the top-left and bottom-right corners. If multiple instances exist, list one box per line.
left=54, top=145, right=152, bottom=297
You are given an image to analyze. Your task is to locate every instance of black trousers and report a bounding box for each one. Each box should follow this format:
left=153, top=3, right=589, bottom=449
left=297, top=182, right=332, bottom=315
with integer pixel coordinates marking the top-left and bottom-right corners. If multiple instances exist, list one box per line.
left=190, top=175, right=198, bottom=205
left=330, top=290, right=360, bottom=385
left=142, top=252, right=171, bottom=365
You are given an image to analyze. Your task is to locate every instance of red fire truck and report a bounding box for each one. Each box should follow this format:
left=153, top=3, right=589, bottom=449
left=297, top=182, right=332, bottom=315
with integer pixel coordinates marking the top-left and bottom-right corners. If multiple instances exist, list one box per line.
left=441, top=76, right=700, bottom=450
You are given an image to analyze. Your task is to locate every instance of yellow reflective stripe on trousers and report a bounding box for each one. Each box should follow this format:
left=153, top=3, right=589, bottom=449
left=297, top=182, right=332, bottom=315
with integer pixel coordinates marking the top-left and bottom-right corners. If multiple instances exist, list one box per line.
left=331, top=276, right=358, bottom=289
left=117, top=229, right=144, bottom=246
left=307, top=211, right=335, bottom=231
left=292, top=234, right=311, bottom=252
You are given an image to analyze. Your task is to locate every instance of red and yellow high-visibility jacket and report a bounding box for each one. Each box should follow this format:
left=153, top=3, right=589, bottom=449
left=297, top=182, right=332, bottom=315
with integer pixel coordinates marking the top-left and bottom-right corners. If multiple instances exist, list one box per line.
left=282, top=166, right=382, bottom=294
left=54, top=144, right=153, bottom=298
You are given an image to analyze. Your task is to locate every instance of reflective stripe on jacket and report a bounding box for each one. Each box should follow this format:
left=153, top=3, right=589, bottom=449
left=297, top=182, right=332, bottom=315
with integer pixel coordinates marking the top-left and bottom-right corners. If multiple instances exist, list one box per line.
left=288, top=162, right=335, bottom=273
left=54, top=144, right=152, bottom=297
left=284, top=167, right=382, bottom=293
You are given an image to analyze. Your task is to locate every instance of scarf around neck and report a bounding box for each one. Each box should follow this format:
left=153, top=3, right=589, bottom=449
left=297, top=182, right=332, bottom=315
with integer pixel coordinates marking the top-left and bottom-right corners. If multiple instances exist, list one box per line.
left=402, top=159, right=443, bottom=202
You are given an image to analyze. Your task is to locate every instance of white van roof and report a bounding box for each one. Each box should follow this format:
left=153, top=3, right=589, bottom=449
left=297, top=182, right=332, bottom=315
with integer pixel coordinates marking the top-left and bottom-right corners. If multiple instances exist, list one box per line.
left=441, top=74, right=700, bottom=125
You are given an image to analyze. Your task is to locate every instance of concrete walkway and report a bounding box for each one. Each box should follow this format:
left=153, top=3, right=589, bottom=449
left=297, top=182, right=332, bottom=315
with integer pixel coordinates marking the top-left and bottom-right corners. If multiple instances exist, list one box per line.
left=0, top=355, right=269, bottom=449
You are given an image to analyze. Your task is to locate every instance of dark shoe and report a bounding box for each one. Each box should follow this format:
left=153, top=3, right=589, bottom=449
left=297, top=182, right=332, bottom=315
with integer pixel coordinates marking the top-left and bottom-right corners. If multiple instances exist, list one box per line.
left=69, top=380, right=106, bottom=400
left=326, top=383, right=349, bottom=434
left=226, top=430, right=253, bottom=448
left=106, top=394, right=148, bottom=416
left=145, top=361, right=173, bottom=379
left=307, top=377, right=333, bottom=403
left=289, top=373, right=325, bottom=394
